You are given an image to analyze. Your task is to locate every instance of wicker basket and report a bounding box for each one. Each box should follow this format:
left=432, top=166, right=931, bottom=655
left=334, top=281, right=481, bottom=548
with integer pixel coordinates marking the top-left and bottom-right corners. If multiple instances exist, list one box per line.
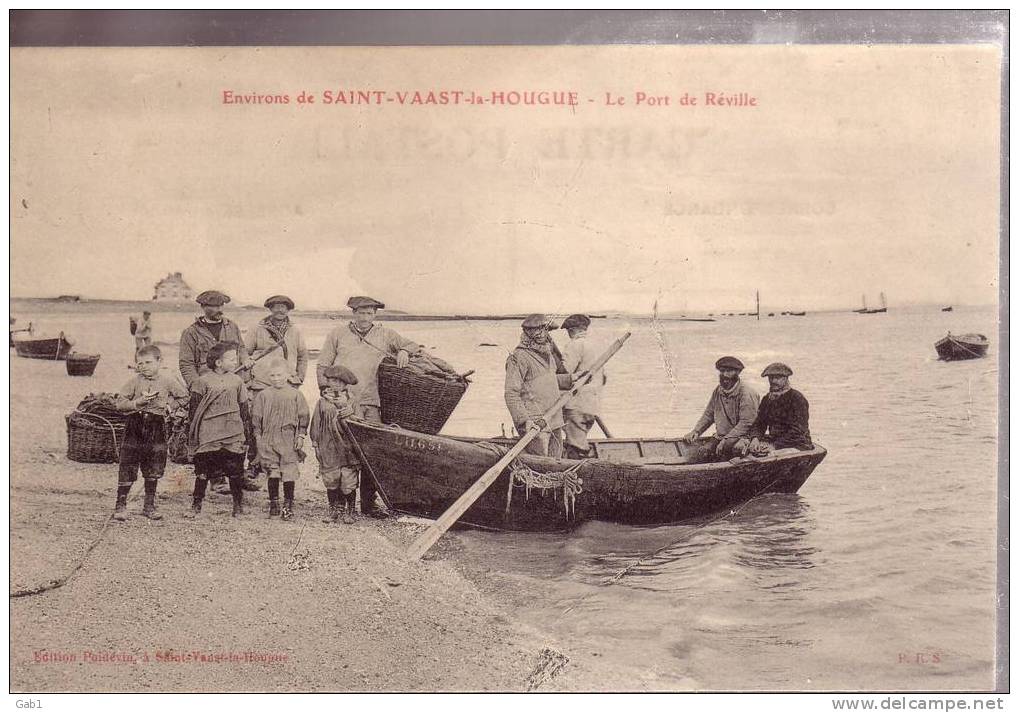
left=66, top=409, right=127, bottom=463
left=66, top=352, right=101, bottom=376
left=377, top=360, right=468, bottom=434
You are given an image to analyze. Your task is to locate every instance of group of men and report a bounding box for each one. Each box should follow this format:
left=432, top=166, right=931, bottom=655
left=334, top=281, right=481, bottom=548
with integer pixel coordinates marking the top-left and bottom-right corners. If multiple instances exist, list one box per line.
left=163, top=292, right=811, bottom=518
left=502, top=316, right=813, bottom=461
left=176, top=290, right=414, bottom=517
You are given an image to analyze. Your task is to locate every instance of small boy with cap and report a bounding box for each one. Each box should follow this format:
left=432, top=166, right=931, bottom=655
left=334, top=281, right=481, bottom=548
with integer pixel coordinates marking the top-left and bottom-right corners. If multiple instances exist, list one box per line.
left=309, top=365, right=361, bottom=524
left=748, top=363, right=813, bottom=453
left=682, top=355, right=761, bottom=459
left=113, top=345, right=189, bottom=521
left=251, top=359, right=311, bottom=520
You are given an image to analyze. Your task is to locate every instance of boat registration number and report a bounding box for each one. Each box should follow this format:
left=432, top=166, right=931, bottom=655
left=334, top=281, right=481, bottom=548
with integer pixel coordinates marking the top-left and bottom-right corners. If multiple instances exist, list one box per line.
left=397, top=436, right=442, bottom=453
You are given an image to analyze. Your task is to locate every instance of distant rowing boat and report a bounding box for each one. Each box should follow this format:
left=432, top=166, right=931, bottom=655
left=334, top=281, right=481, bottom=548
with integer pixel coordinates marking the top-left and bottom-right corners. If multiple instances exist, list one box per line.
left=13, top=332, right=74, bottom=360
left=935, top=333, right=988, bottom=361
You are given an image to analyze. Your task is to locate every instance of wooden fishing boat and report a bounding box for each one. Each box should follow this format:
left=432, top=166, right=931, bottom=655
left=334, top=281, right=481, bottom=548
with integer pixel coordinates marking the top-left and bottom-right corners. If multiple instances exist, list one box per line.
left=788, top=311, right=806, bottom=316
left=13, top=332, right=74, bottom=360
left=941, top=306, right=953, bottom=312
left=935, top=332, right=989, bottom=361
left=344, top=419, right=827, bottom=532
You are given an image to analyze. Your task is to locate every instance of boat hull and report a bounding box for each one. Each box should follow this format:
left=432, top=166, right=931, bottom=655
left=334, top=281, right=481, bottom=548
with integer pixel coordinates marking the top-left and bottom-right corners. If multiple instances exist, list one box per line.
left=935, top=334, right=989, bottom=361
left=13, top=335, right=73, bottom=360
left=344, top=420, right=827, bottom=532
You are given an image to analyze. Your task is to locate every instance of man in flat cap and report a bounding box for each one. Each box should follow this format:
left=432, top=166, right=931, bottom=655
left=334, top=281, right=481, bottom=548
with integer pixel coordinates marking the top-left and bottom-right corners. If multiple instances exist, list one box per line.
left=316, top=295, right=419, bottom=517
left=748, top=363, right=813, bottom=453
left=250, top=295, right=308, bottom=391
left=179, top=291, right=248, bottom=389
left=560, top=314, right=606, bottom=459
left=682, top=356, right=760, bottom=460
left=505, top=314, right=566, bottom=457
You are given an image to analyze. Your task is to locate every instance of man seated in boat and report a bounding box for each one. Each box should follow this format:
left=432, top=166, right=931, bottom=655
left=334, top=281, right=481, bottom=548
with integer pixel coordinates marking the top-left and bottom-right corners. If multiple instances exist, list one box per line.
left=682, top=356, right=760, bottom=460
left=746, top=362, right=813, bottom=455
left=505, top=314, right=565, bottom=457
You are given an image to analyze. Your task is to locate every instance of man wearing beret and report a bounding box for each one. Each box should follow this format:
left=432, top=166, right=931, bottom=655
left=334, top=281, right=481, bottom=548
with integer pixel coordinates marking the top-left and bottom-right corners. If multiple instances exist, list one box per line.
left=505, top=314, right=566, bottom=457
left=316, top=296, right=419, bottom=517
left=748, top=363, right=813, bottom=452
left=560, top=314, right=606, bottom=459
left=178, top=290, right=248, bottom=389
left=250, top=295, right=308, bottom=391
left=682, top=356, right=761, bottom=460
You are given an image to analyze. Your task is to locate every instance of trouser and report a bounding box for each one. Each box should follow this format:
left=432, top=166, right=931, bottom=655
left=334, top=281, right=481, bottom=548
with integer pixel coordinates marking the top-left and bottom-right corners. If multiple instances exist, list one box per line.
left=134, top=336, right=152, bottom=351
left=563, top=409, right=596, bottom=458
left=118, top=413, right=167, bottom=484
left=321, top=466, right=359, bottom=495
left=516, top=424, right=564, bottom=458
left=193, top=450, right=246, bottom=480
left=257, top=426, right=301, bottom=482
left=359, top=403, right=382, bottom=510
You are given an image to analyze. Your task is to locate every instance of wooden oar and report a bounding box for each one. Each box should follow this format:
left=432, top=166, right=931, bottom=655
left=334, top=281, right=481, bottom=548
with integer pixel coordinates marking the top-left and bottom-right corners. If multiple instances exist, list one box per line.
left=232, top=341, right=283, bottom=373
left=594, top=415, right=613, bottom=439
left=406, top=331, right=631, bottom=560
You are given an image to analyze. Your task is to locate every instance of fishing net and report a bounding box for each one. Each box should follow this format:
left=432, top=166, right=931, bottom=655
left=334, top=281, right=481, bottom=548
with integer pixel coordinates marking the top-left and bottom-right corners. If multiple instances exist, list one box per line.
left=507, top=460, right=585, bottom=519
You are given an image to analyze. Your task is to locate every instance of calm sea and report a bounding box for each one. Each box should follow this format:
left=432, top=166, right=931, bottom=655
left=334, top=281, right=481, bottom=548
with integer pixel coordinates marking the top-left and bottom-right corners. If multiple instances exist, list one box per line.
left=20, top=305, right=1000, bottom=690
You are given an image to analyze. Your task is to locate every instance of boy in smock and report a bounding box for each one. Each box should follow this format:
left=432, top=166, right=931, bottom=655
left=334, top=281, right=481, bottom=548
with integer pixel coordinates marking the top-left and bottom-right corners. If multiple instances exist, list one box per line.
left=251, top=359, right=310, bottom=521
left=113, top=345, right=189, bottom=521
left=186, top=341, right=250, bottom=517
left=309, top=365, right=361, bottom=524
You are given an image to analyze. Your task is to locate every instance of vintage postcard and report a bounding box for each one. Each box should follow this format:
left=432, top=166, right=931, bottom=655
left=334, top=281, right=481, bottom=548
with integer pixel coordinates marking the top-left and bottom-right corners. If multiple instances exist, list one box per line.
left=8, top=11, right=1007, bottom=698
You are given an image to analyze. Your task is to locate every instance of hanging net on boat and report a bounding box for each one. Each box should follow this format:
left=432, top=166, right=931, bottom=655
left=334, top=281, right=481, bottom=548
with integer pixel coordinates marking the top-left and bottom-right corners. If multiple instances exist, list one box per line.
left=507, top=459, right=585, bottom=519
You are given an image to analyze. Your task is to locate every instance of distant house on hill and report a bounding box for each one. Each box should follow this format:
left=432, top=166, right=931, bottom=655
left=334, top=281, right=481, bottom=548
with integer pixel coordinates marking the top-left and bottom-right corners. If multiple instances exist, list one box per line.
left=153, top=272, right=194, bottom=303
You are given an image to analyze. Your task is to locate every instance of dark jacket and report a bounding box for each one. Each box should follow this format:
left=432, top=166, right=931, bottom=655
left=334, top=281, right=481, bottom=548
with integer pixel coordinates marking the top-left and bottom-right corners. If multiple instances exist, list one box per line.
left=750, top=388, right=813, bottom=450
left=178, top=317, right=247, bottom=388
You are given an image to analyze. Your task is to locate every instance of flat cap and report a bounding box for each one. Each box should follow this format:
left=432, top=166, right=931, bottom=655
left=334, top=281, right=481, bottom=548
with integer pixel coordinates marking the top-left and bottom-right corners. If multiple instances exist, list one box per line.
left=196, top=290, right=230, bottom=306
left=347, top=296, right=385, bottom=310
left=521, top=313, right=557, bottom=329
left=322, top=365, right=358, bottom=385
left=714, top=356, right=745, bottom=371
left=761, top=362, right=793, bottom=377
left=562, top=314, right=591, bottom=330
left=264, top=295, right=295, bottom=310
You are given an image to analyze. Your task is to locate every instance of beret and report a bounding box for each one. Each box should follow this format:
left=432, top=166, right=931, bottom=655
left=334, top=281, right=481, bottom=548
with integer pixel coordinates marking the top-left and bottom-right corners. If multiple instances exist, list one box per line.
left=521, top=313, right=558, bottom=329
left=322, top=364, right=358, bottom=385
left=347, top=296, right=385, bottom=310
left=761, top=362, right=793, bottom=377
left=714, top=356, right=745, bottom=371
left=196, top=290, right=230, bottom=306
left=264, top=295, right=295, bottom=310
left=562, top=314, right=591, bottom=330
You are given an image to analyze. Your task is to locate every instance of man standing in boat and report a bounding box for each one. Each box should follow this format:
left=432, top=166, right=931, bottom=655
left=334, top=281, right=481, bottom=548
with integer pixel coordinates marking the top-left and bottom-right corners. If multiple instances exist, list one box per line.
left=682, top=356, right=760, bottom=460
left=316, top=295, right=419, bottom=518
left=560, top=313, right=605, bottom=459
left=505, top=314, right=566, bottom=457
left=747, top=363, right=813, bottom=453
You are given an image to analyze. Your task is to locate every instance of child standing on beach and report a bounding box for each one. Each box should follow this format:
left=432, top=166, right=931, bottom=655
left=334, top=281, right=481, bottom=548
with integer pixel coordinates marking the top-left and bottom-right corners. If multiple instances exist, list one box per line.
left=186, top=341, right=249, bottom=517
left=251, top=360, right=310, bottom=520
left=113, top=345, right=188, bottom=521
left=309, top=365, right=361, bottom=524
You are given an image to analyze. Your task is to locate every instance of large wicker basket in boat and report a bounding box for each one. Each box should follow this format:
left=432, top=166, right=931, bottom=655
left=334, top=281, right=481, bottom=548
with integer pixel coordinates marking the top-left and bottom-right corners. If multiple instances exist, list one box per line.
left=66, top=352, right=101, bottom=376
left=377, top=356, right=469, bottom=435
left=66, top=394, right=129, bottom=463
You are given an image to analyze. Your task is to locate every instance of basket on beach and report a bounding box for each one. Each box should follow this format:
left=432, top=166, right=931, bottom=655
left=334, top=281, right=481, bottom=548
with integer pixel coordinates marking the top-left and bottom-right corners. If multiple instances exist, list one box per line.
left=65, top=393, right=129, bottom=463
left=66, top=352, right=101, bottom=377
left=377, top=354, right=469, bottom=435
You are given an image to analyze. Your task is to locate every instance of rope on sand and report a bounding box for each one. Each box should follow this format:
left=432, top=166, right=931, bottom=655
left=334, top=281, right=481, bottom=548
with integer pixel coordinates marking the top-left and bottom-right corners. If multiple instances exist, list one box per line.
left=9, top=490, right=144, bottom=599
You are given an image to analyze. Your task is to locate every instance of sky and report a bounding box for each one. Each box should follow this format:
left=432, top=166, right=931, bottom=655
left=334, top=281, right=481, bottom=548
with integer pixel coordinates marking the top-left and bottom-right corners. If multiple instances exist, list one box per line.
left=10, top=45, right=1002, bottom=314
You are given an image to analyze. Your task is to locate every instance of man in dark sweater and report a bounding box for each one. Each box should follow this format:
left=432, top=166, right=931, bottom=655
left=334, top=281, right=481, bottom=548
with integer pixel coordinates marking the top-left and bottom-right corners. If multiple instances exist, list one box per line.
left=748, top=362, right=813, bottom=452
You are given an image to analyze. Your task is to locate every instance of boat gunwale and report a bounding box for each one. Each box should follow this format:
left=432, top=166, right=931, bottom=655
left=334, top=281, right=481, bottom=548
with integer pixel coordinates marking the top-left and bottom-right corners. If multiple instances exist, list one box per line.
left=348, top=418, right=827, bottom=471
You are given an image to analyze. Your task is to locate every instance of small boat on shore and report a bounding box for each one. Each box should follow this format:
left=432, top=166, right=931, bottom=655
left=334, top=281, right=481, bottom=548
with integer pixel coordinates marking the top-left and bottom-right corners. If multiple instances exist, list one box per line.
left=13, top=332, right=74, bottom=360
left=935, top=332, right=989, bottom=361
left=345, top=419, right=827, bottom=532
left=942, top=306, right=954, bottom=312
